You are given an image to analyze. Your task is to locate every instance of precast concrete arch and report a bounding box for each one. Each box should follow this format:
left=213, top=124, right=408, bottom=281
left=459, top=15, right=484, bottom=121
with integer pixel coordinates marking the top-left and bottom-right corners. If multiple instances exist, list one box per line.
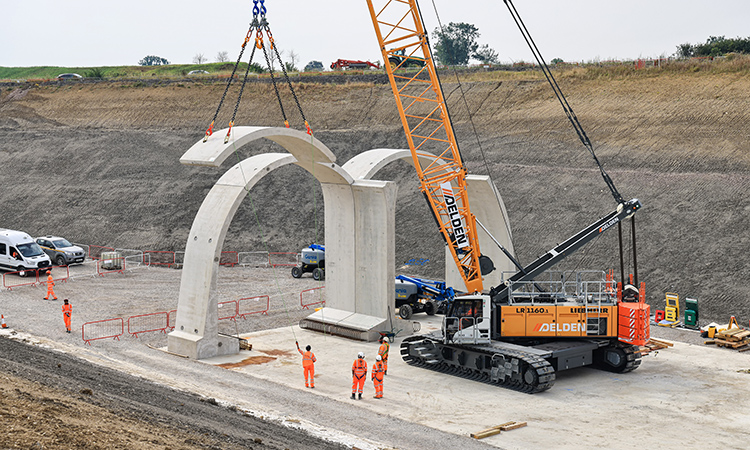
left=343, top=149, right=516, bottom=288
left=169, top=128, right=396, bottom=358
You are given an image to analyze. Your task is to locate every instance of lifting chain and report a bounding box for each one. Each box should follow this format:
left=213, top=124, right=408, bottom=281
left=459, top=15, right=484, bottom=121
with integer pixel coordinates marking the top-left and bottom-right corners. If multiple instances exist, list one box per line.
left=204, top=0, right=312, bottom=143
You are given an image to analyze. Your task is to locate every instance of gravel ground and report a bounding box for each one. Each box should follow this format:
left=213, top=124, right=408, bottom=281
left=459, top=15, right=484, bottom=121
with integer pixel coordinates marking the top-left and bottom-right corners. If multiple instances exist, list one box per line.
left=0, top=264, right=502, bottom=450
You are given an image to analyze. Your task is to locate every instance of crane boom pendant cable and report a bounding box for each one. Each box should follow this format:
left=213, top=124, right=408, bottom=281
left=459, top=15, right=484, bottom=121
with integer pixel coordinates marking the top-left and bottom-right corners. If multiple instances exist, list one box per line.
left=502, top=0, right=624, bottom=206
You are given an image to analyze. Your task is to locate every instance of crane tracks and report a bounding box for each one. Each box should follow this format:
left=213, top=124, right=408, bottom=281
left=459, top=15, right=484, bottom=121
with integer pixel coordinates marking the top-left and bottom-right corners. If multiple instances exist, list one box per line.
left=401, top=335, right=556, bottom=394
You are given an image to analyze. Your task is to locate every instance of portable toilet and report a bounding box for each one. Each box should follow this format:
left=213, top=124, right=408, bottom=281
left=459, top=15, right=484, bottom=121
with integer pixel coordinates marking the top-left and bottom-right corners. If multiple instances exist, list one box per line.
left=684, top=298, right=699, bottom=329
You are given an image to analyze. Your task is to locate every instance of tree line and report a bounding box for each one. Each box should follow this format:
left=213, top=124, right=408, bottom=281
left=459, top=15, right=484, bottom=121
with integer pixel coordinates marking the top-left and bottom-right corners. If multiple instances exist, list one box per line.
left=676, top=36, right=750, bottom=58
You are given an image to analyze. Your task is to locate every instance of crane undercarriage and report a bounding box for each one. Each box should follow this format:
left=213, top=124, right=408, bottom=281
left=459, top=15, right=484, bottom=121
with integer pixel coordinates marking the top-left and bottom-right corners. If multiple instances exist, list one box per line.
left=401, top=333, right=642, bottom=393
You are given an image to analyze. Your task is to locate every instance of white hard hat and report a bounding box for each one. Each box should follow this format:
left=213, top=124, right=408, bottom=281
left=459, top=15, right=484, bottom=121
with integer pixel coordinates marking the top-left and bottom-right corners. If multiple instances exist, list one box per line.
left=358, top=352, right=364, bottom=359
left=376, top=354, right=382, bottom=361
left=382, top=336, right=389, bottom=343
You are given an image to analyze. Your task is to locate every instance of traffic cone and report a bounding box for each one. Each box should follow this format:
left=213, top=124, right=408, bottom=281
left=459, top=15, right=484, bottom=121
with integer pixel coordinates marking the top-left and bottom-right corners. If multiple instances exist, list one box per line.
left=1, top=314, right=7, bottom=328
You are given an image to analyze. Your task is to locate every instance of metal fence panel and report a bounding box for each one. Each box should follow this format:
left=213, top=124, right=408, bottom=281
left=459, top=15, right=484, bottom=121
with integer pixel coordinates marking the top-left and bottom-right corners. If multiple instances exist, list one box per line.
left=82, top=318, right=124, bottom=344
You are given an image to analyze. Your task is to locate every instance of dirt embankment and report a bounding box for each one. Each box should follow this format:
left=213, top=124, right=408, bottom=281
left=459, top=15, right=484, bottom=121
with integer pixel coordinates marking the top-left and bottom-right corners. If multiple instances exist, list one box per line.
left=1, top=71, right=749, bottom=323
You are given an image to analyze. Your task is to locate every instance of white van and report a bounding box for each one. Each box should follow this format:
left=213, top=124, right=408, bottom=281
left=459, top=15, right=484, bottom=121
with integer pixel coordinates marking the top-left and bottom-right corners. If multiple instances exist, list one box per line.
left=0, top=228, right=53, bottom=276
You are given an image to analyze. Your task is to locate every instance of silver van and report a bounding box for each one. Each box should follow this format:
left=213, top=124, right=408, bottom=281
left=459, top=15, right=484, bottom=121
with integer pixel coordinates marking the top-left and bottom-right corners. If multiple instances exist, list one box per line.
left=35, top=236, right=86, bottom=266
left=0, top=228, right=53, bottom=276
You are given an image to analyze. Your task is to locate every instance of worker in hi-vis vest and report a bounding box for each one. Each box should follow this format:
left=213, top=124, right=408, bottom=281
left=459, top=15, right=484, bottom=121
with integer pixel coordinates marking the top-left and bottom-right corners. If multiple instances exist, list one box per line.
left=351, top=352, right=367, bottom=400
left=44, top=270, right=57, bottom=301
left=62, top=299, right=72, bottom=333
left=296, top=341, right=316, bottom=388
left=378, top=336, right=390, bottom=375
left=372, top=354, right=385, bottom=398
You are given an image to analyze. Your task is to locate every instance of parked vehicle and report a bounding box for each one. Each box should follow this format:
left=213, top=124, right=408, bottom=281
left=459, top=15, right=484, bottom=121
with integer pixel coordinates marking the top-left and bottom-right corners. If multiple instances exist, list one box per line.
left=56, top=73, right=82, bottom=79
left=35, top=236, right=86, bottom=266
left=0, top=229, right=52, bottom=276
left=291, top=244, right=325, bottom=280
left=304, top=60, right=324, bottom=72
left=395, top=275, right=456, bottom=319
left=330, top=59, right=380, bottom=70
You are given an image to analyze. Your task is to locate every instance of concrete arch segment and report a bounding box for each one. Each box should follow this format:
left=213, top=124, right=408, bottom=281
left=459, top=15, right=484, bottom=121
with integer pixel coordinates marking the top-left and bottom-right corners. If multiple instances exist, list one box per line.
left=181, top=126, right=337, bottom=169
left=344, top=149, right=516, bottom=289
left=170, top=128, right=394, bottom=357
left=168, top=153, right=297, bottom=359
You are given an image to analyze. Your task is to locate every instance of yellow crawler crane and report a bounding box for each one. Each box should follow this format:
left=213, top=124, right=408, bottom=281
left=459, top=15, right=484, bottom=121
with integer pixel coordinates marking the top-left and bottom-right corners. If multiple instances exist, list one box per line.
left=366, top=0, right=649, bottom=393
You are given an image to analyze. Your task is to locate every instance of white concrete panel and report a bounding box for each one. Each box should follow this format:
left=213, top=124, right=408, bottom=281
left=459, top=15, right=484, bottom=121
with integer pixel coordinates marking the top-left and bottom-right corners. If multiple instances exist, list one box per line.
left=343, top=148, right=447, bottom=180
left=446, top=175, right=516, bottom=291
left=181, top=126, right=336, bottom=168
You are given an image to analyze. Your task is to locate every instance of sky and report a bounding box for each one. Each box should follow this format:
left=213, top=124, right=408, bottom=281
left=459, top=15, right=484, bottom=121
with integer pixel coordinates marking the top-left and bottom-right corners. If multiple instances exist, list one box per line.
left=3, top=0, right=749, bottom=69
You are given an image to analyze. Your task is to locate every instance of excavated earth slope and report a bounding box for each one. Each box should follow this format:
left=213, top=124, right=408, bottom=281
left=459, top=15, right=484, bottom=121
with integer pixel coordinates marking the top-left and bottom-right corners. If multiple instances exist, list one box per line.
left=1, top=71, right=749, bottom=323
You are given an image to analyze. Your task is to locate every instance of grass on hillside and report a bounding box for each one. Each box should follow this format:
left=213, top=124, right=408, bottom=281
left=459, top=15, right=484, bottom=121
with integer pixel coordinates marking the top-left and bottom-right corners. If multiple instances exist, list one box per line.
left=2, top=54, right=750, bottom=83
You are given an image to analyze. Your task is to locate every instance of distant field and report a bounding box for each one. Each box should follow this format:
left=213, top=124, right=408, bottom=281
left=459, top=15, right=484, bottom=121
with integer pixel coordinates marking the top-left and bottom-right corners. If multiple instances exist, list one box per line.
left=0, top=62, right=252, bottom=81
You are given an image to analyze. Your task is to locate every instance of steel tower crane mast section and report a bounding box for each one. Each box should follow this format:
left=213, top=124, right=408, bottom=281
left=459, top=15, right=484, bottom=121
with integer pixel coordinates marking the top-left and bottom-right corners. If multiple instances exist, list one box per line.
left=365, top=0, right=485, bottom=294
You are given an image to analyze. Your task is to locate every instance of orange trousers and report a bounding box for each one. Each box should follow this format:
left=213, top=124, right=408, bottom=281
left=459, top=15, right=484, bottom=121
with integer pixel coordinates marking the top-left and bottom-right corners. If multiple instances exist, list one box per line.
left=373, top=379, right=383, bottom=398
left=45, top=282, right=57, bottom=300
left=64, top=313, right=71, bottom=332
left=303, top=365, right=315, bottom=387
left=352, top=375, right=365, bottom=394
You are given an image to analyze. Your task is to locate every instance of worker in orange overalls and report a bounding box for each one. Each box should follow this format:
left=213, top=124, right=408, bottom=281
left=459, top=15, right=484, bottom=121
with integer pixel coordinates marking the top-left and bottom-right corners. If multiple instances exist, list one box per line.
left=372, top=354, right=385, bottom=399
left=378, top=336, right=390, bottom=375
left=351, top=352, right=367, bottom=400
left=62, top=299, right=72, bottom=333
left=44, top=270, right=57, bottom=301
left=296, top=341, right=316, bottom=388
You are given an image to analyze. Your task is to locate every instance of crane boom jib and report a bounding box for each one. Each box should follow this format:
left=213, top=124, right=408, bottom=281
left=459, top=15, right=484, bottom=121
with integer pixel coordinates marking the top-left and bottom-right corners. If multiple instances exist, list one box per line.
left=365, top=0, right=486, bottom=294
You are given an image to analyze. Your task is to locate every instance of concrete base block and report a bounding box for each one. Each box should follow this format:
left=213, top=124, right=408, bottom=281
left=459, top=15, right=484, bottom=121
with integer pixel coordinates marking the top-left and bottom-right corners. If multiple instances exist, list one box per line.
left=167, top=330, right=240, bottom=360
left=299, top=307, right=396, bottom=342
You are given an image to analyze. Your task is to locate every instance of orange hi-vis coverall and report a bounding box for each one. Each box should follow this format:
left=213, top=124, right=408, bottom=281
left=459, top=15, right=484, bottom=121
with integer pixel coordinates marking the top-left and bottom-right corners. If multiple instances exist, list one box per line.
left=298, top=348, right=316, bottom=387
left=44, top=274, right=57, bottom=300
left=372, top=360, right=385, bottom=398
left=352, top=358, right=368, bottom=395
left=62, top=303, right=72, bottom=333
left=378, top=341, right=390, bottom=373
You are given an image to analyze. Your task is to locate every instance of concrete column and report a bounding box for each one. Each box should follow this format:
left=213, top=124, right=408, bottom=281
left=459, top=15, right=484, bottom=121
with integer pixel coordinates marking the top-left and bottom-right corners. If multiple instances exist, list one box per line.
left=321, top=183, right=356, bottom=310
left=352, top=180, right=397, bottom=319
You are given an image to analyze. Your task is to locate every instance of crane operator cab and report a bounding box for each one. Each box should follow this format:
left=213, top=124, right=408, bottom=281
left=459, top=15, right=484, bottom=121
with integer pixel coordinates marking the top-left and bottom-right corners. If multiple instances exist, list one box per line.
left=443, top=295, right=491, bottom=345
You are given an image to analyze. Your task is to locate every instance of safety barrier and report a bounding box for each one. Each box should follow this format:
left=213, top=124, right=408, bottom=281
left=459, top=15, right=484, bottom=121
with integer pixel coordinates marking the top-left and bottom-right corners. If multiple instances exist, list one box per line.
left=82, top=318, right=124, bottom=345
left=175, top=251, right=185, bottom=267
left=218, top=300, right=238, bottom=321
left=97, top=257, right=125, bottom=276
left=73, top=243, right=90, bottom=259
left=68, top=242, right=306, bottom=271
left=143, top=250, right=177, bottom=267
left=127, top=312, right=169, bottom=337
left=220, top=251, right=239, bottom=267
left=167, top=309, right=177, bottom=330
left=238, top=252, right=271, bottom=267
left=238, top=295, right=270, bottom=318
left=300, top=286, right=326, bottom=309
left=47, top=265, right=71, bottom=284
left=2, top=269, right=41, bottom=290
left=269, top=252, right=299, bottom=267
